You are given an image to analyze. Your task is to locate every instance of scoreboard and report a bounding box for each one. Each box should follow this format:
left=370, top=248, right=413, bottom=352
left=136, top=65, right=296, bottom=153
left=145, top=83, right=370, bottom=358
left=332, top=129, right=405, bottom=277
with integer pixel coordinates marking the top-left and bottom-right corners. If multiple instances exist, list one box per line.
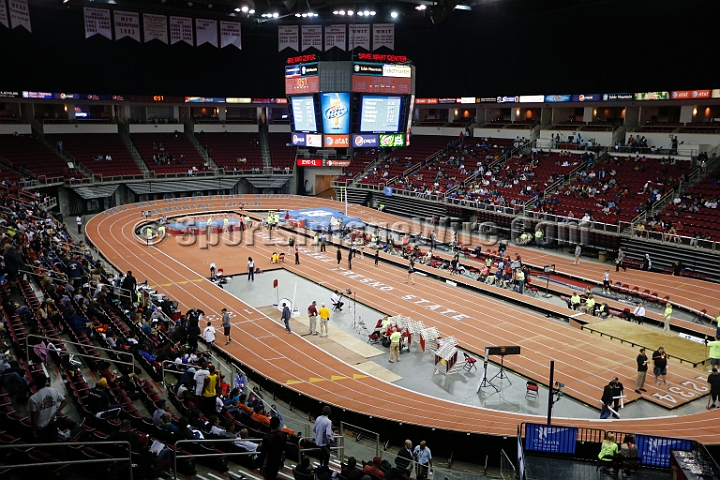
left=352, top=62, right=414, bottom=94
left=285, top=63, right=319, bottom=95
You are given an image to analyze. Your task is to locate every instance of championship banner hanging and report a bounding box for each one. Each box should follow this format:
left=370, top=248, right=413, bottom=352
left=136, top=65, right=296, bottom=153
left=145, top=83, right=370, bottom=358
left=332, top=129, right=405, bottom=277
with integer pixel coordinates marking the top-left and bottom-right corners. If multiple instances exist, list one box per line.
left=220, top=21, right=241, bottom=49
left=113, top=10, right=140, bottom=42
left=195, top=18, right=218, bottom=47
left=0, top=0, right=9, bottom=29
left=372, top=23, right=394, bottom=51
left=169, top=16, right=193, bottom=45
left=301, top=24, right=322, bottom=51
left=348, top=24, right=370, bottom=51
left=324, top=24, right=346, bottom=51
left=8, top=0, right=30, bottom=32
left=84, top=7, right=112, bottom=40
left=143, top=13, right=168, bottom=44
left=278, top=25, right=298, bottom=52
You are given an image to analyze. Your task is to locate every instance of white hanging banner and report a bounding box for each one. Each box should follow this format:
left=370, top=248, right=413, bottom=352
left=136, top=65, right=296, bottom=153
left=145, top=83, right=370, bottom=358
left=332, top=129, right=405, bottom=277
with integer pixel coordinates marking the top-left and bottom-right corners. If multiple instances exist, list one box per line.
left=8, top=0, right=30, bottom=32
left=113, top=10, right=140, bottom=42
left=348, top=24, right=370, bottom=51
left=169, top=16, right=193, bottom=45
left=195, top=18, right=218, bottom=47
left=324, top=24, right=346, bottom=51
left=143, top=13, right=168, bottom=44
left=0, top=0, right=9, bottom=29
left=84, top=7, right=112, bottom=40
left=301, top=24, right=322, bottom=52
left=219, top=21, right=241, bottom=49
left=278, top=25, right=298, bottom=52
left=372, top=23, right=394, bottom=51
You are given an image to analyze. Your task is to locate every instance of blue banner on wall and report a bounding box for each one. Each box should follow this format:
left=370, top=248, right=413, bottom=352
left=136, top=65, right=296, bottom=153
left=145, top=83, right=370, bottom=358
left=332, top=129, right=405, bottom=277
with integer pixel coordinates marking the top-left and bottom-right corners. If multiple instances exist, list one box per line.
left=524, top=424, right=577, bottom=454
left=634, top=434, right=691, bottom=468
left=544, top=94, right=572, bottom=103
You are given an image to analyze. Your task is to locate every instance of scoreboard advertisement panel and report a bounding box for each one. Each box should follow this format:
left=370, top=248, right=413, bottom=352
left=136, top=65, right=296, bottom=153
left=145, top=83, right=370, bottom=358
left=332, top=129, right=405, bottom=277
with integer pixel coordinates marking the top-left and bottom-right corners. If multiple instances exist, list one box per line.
left=352, top=62, right=413, bottom=94
left=285, top=63, right=319, bottom=95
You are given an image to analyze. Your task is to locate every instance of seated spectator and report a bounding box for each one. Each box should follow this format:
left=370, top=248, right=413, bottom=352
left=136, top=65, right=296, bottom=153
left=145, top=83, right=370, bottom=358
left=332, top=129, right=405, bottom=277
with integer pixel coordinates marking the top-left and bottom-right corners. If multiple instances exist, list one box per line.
left=363, top=456, right=385, bottom=479
left=86, top=378, right=122, bottom=418
left=341, top=457, right=363, bottom=480
left=598, top=432, right=619, bottom=476
left=295, top=456, right=314, bottom=477
left=234, top=428, right=259, bottom=456
left=158, top=412, right=178, bottom=433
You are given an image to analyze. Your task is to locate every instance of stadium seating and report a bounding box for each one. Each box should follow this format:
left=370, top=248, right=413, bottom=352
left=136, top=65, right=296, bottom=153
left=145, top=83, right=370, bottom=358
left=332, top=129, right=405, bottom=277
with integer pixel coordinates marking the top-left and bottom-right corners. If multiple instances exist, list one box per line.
left=268, top=133, right=296, bottom=171
left=0, top=135, right=80, bottom=179
left=46, top=134, right=142, bottom=177
left=129, top=133, right=205, bottom=174
left=194, top=132, right=263, bottom=173
left=335, top=148, right=380, bottom=184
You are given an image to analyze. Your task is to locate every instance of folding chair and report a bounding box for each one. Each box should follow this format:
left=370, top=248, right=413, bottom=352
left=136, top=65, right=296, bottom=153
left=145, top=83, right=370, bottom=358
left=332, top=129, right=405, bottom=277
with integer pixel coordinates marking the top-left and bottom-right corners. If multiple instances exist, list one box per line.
left=525, top=381, right=539, bottom=400
left=462, top=352, right=477, bottom=372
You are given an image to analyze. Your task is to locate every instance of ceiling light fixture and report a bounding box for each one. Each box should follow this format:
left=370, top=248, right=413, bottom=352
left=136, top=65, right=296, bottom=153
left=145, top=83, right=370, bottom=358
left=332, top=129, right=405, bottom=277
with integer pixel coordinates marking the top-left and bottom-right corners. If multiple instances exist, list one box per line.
left=416, top=5, right=426, bottom=10
left=390, top=11, right=398, bottom=18
left=241, top=6, right=248, bottom=13
left=357, top=11, right=363, bottom=16
left=347, top=10, right=353, bottom=15
left=272, top=12, right=279, bottom=18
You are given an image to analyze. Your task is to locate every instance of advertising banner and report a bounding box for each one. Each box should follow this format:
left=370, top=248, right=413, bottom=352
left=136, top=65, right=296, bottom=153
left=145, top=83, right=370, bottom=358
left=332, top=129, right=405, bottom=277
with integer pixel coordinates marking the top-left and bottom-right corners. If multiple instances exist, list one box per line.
left=572, top=94, right=602, bottom=102
left=352, top=134, right=379, bottom=148
left=323, top=134, right=350, bottom=148
left=195, top=18, right=218, bottom=47
left=114, top=10, right=140, bottom=42
left=519, top=95, right=544, bottom=103
left=324, top=24, right=346, bottom=51
left=326, top=160, right=350, bottom=167
left=379, top=133, right=405, bottom=147
left=220, top=21, right=241, bottom=49
left=296, top=158, right=322, bottom=167
left=634, top=434, right=691, bottom=468
left=301, top=25, right=322, bottom=51
left=84, top=7, right=112, bottom=40
left=143, top=13, right=168, bottom=44
left=634, top=91, right=670, bottom=101
left=524, top=424, right=577, bottom=454
left=544, top=94, right=571, bottom=102
left=349, top=24, right=370, bottom=51
left=602, top=93, right=633, bottom=101
left=306, top=134, right=322, bottom=147
left=8, top=0, right=30, bottom=32
left=497, top=96, right=519, bottom=104
left=278, top=25, right=299, bottom=52
left=291, top=133, right=306, bottom=146
left=169, top=16, right=193, bottom=45
left=372, top=23, right=394, bottom=51
left=670, top=90, right=711, bottom=99
left=320, top=92, right=350, bottom=134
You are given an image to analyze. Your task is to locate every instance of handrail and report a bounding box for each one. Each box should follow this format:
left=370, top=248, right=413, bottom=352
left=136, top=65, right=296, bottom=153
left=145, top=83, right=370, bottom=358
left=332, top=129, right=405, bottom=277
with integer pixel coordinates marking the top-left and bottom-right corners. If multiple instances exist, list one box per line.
left=340, top=421, right=380, bottom=457
left=25, top=333, right=137, bottom=373
left=19, top=267, right=68, bottom=283
left=0, top=440, right=133, bottom=478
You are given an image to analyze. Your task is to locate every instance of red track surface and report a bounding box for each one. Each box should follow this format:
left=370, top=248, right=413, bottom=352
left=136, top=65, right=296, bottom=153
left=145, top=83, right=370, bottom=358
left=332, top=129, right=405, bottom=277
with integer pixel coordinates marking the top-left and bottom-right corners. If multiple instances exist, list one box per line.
left=86, top=195, right=720, bottom=443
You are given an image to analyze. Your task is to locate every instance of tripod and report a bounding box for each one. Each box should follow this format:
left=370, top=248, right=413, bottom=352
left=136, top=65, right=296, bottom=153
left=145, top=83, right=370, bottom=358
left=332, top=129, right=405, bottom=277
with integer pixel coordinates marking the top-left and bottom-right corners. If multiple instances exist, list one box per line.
left=477, top=358, right=499, bottom=393
left=489, top=354, right=512, bottom=385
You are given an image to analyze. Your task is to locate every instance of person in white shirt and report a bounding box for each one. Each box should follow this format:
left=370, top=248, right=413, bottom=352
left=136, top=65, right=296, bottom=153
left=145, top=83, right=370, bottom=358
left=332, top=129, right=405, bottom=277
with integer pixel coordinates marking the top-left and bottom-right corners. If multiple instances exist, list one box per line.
left=234, top=428, right=259, bottom=457
left=76, top=216, right=82, bottom=234
left=631, top=305, right=646, bottom=325
left=203, top=321, right=216, bottom=352
left=193, top=366, right=210, bottom=400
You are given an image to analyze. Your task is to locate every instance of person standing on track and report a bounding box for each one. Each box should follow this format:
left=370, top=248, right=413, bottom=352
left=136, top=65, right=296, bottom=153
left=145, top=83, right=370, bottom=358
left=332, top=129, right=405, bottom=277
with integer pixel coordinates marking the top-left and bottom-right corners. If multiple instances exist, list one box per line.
left=635, top=348, right=649, bottom=394
left=602, top=270, right=611, bottom=294
left=210, top=263, right=217, bottom=280
left=223, top=215, right=229, bottom=234
left=347, top=249, right=352, bottom=270
left=221, top=308, right=232, bottom=346
left=281, top=302, right=292, bottom=333
left=616, top=248, right=627, bottom=272
left=573, top=244, right=582, bottom=265
left=406, top=259, right=415, bottom=285
left=307, top=301, right=318, bottom=335
left=318, top=303, right=330, bottom=337
left=295, top=245, right=300, bottom=265
left=653, top=347, right=669, bottom=386
left=203, top=321, right=216, bottom=355
left=247, top=257, right=255, bottom=282
left=206, top=216, right=213, bottom=237
left=146, top=226, right=153, bottom=247
left=374, top=248, right=380, bottom=266
left=708, top=336, right=720, bottom=371
left=707, top=368, right=720, bottom=409
left=320, top=233, right=327, bottom=252
left=663, top=303, right=673, bottom=332
left=313, top=233, right=319, bottom=253
left=336, top=248, right=342, bottom=270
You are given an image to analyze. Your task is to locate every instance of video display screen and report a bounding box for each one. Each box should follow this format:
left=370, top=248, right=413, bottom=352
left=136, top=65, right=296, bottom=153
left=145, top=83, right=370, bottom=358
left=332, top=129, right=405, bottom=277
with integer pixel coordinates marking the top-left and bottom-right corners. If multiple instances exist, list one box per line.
left=320, top=92, right=351, bottom=135
left=290, top=95, right=318, bottom=133
left=360, top=96, right=402, bottom=133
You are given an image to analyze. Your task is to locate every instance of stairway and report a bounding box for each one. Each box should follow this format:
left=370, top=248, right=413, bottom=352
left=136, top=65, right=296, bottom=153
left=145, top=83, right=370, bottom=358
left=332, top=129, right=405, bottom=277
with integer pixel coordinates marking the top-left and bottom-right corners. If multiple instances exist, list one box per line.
left=186, top=131, right=220, bottom=171
left=119, top=133, right=150, bottom=176
left=259, top=123, right=272, bottom=174
left=39, top=137, right=95, bottom=179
